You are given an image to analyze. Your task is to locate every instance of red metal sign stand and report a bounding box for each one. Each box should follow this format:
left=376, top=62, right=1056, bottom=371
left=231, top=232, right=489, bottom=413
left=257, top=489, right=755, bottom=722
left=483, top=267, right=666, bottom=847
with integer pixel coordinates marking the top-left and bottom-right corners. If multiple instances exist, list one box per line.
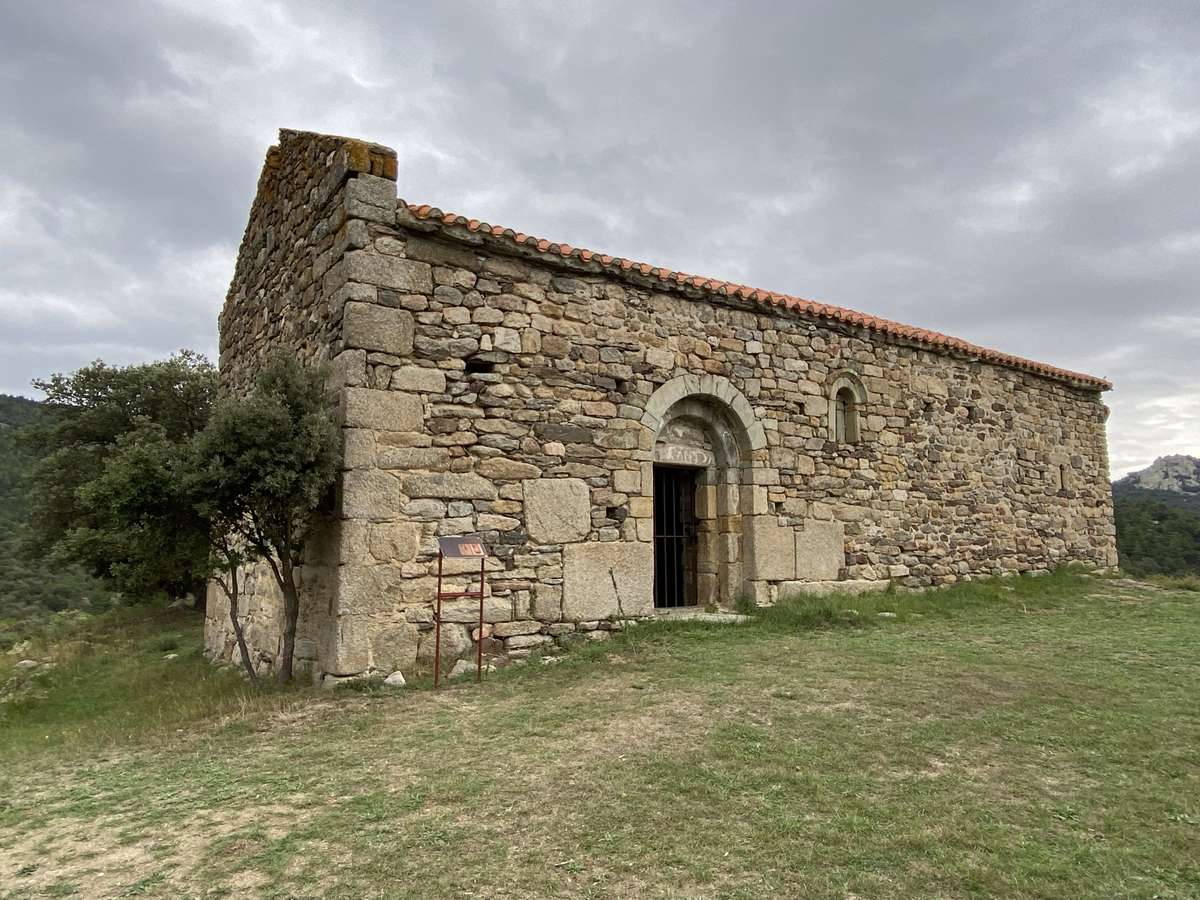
left=433, top=537, right=488, bottom=689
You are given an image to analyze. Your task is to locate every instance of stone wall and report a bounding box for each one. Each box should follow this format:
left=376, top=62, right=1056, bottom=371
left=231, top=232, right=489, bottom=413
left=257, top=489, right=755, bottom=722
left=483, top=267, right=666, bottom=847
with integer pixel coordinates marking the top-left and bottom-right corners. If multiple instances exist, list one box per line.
left=206, top=130, right=1117, bottom=683
left=204, top=130, right=400, bottom=679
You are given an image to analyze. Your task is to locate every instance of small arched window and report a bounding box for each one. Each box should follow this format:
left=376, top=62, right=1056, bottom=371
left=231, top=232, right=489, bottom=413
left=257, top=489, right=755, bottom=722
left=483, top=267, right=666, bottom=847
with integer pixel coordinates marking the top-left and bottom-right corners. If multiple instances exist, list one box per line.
left=827, top=371, right=867, bottom=445
left=834, top=387, right=859, bottom=444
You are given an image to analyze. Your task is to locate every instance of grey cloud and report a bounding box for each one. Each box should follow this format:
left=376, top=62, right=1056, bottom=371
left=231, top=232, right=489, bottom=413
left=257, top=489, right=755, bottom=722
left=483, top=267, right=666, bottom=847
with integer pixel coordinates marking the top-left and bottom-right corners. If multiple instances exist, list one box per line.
left=1, top=0, right=1197, bottom=476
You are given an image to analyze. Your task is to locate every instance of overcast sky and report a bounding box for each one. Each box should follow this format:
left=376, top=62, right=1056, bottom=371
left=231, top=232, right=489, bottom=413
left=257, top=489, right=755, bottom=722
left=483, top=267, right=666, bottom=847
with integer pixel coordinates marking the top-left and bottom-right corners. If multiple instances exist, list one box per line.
left=1, top=1, right=1197, bottom=476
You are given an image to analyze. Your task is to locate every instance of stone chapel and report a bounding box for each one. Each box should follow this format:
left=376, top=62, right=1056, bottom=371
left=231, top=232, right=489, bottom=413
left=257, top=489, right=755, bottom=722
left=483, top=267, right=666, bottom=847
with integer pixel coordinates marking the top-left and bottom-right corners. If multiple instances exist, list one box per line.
left=204, top=130, right=1117, bottom=682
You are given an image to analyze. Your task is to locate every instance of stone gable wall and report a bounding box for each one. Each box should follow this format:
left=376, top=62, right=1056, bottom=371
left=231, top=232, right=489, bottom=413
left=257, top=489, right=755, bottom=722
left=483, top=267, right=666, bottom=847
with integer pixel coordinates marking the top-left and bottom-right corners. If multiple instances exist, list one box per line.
left=205, top=130, right=401, bottom=678
left=205, top=130, right=1117, bottom=684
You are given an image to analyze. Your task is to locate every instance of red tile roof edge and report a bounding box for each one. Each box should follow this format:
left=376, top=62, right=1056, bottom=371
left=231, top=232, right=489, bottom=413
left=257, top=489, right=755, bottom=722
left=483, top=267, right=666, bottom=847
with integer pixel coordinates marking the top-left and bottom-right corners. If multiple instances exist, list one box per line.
left=399, top=201, right=1112, bottom=391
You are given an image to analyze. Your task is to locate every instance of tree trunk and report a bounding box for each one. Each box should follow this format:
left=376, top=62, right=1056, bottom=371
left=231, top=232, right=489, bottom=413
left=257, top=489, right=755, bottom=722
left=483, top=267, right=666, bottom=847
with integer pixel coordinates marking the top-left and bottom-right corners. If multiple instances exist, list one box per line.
left=222, top=564, right=257, bottom=683
left=277, top=555, right=300, bottom=684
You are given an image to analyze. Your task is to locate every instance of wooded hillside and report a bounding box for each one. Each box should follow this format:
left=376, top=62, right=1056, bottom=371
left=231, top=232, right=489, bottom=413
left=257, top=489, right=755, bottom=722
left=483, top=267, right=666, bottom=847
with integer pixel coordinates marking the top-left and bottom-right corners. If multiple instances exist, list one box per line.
left=1113, top=456, right=1200, bottom=576
left=0, top=395, right=113, bottom=636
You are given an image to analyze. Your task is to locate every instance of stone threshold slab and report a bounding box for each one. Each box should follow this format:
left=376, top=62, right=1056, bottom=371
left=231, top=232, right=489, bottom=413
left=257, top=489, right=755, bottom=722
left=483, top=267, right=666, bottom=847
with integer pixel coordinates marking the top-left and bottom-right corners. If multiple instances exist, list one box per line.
left=651, top=608, right=752, bottom=623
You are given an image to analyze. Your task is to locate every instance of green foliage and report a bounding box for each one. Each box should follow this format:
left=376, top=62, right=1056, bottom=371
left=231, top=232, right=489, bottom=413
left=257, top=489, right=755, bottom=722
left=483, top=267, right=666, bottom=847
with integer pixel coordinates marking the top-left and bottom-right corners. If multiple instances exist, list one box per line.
left=191, top=354, right=339, bottom=563
left=64, top=424, right=211, bottom=601
left=21, top=352, right=217, bottom=601
left=0, top=395, right=115, bottom=632
left=1, top=352, right=337, bottom=677
left=1114, top=492, right=1200, bottom=576
left=0, top=393, right=41, bottom=428
left=190, top=353, right=339, bottom=681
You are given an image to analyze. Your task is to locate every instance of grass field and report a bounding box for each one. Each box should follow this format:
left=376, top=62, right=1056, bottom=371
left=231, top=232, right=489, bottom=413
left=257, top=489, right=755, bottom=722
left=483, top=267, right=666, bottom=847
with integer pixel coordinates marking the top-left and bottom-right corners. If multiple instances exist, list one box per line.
left=1, top=573, right=1198, bottom=898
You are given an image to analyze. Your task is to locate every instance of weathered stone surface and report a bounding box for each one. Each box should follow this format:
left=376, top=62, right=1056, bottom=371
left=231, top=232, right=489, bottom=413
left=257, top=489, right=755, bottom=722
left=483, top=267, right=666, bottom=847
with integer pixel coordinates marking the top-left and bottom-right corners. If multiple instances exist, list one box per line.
left=492, top=620, right=542, bottom=637
left=612, top=469, right=641, bottom=494
left=391, top=365, right=446, bottom=393
left=440, top=597, right=512, bottom=623
left=777, top=579, right=888, bottom=598
left=342, top=388, right=423, bottom=431
left=561, top=541, right=653, bottom=621
left=477, top=458, right=543, bottom=481
left=329, top=349, right=367, bottom=389
left=403, top=236, right=478, bottom=269
left=377, top=446, right=450, bottom=470
left=418, top=623, right=471, bottom=667
left=345, top=250, right=432, bottom=293
left=326, top=614, right=373, bottom=674
left=342, top=429, right=376, bottom=469
left=524, top=478, right=591, bottom=544
left=403, top=499, right=446, bottom=519
left=795, top=519, right=845, bottom=581
left=743, top=516, right=797, bottom=582
left=369, top=522, right=420, bottom=562
left=505, top=633, right=552, bottom=649
left=384, top=670, right=407, bottom=687
left=336, top=565, right=402, bottom=615
left=645, top=346, right=675, bottom=369
left=342, top=302, right=414, bottom=356
left=403, top=472, right=498, bottom=500
left=531, top=584, right=563, bottom=621
left=341, top=470, right=399, bottom=521
left=371, top=622, right=420, bottom=672
left=494, top=326, right=521, bottom=352
left=477, top=513, right=520, bottom=531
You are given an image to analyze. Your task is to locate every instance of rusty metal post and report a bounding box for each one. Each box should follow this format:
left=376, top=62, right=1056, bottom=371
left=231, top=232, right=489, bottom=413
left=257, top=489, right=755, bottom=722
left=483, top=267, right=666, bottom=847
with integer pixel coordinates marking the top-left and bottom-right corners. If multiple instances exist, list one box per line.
left=434, top=550, right=444, bottom=689
left=476, top=557, right=485, bottom=682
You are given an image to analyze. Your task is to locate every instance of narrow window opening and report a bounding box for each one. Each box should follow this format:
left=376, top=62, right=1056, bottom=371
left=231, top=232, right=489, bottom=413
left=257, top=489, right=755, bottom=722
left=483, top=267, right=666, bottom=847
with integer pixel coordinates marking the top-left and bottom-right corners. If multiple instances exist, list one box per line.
left=834, top=387, right=859, bottom=444
left=464, top=357, right=496, bottom=375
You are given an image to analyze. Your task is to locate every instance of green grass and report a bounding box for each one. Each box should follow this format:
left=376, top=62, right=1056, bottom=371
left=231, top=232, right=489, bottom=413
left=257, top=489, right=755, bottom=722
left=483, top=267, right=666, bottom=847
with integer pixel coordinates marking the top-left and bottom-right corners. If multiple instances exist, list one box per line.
left=1, top=574, right=1198, bottom=898
left=1145, top=573, right=1200, bottom=592
left=0, top=606, right=301, bottom=761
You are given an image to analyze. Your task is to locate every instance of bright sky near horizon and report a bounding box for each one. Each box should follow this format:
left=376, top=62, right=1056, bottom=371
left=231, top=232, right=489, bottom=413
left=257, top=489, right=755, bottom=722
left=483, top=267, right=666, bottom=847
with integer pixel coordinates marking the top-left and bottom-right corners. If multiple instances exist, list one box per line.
left=1, top=1, right=1198, bottom=477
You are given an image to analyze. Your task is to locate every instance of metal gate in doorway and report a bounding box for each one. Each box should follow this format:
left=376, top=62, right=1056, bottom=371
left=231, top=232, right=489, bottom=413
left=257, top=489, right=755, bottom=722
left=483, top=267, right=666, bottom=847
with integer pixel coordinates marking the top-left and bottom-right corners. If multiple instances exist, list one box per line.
left=653, top=466, right=699, bottom=608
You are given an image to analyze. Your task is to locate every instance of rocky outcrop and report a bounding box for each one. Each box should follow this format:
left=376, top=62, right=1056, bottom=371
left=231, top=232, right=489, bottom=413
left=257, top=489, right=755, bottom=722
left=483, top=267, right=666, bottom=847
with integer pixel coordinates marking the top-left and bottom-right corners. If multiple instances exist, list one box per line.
left=1116, top=455, right=1200, bottom=495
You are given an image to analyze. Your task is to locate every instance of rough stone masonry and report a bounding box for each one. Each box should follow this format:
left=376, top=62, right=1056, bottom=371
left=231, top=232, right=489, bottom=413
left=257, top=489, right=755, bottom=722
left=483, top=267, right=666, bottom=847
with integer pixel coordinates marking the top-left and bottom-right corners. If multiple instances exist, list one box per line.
left=204, top=129, right=1118, bottom=683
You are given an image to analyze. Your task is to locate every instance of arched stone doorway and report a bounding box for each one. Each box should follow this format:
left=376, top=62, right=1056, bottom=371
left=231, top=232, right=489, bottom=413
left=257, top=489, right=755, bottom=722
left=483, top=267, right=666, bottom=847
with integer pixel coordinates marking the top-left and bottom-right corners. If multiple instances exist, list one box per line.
left=638, top=375, right=767, bottom=609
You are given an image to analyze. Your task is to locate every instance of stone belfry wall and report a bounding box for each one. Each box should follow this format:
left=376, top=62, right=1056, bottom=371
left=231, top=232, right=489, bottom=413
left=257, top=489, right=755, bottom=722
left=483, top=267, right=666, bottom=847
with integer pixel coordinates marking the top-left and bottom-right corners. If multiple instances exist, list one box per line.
left=206, top=129, right=1118, bottom=684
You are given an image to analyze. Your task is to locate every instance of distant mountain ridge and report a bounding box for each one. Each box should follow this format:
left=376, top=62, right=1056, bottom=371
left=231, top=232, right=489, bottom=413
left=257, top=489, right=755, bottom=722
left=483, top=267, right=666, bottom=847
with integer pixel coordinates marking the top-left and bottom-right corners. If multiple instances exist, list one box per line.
left=1115, top=454, right=1200, bottom=495
left=0, top=393, right=41, bottom=429
left=1112, top=454, right=1200, bottom=576
left=1113, top=455, right=1200, bottom=516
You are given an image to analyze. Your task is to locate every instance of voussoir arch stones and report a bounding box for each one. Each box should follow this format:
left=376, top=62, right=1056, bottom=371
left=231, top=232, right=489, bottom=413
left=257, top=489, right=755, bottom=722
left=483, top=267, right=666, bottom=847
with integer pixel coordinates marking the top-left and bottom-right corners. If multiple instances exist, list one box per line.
left=639, top=374, right=767, bottom=452
left=827, top=369, right=867, bottom=404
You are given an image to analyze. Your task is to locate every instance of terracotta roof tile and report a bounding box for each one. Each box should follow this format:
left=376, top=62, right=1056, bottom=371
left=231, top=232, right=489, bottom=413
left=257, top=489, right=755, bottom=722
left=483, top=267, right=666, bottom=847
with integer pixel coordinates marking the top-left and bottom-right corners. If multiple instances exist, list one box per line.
left=399, top=200, right=1111, bottom=390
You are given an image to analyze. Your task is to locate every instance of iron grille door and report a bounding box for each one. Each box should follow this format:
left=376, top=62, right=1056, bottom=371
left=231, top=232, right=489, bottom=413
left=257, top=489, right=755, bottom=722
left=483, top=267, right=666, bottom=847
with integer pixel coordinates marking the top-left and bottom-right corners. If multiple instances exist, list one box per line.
left=653, top=466, right=699, bottom=608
